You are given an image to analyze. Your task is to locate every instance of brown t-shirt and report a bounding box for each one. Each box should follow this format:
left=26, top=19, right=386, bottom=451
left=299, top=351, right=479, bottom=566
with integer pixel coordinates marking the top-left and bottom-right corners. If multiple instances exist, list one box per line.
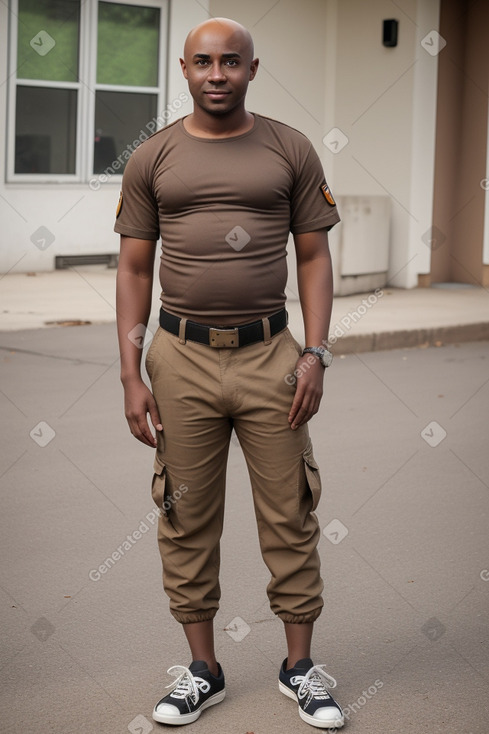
left=114, top=114, right=340, bottom=325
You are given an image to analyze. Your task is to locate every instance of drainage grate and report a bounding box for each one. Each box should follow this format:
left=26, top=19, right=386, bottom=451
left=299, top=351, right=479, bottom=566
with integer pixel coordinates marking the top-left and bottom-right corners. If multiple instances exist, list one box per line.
left=55, top=253, right=118, bottom=269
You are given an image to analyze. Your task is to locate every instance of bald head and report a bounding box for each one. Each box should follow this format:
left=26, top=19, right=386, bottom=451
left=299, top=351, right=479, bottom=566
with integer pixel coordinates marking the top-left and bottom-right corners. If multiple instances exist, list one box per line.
left=183, top=17, right=255, bottom=64
left=180, top=17, right=258, bottom=130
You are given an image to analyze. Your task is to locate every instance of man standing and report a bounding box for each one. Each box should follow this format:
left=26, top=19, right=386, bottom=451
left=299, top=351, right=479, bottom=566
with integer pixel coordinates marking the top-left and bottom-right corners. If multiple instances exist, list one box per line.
left=115, top=17, right=344, bottom=729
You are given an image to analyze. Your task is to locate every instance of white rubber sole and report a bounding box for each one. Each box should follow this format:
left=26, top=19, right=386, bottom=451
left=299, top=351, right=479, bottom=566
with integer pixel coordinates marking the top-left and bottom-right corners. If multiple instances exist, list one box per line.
left=279, top=681, right=344, bottom=729
left=152, top=688, right=226, bottom=725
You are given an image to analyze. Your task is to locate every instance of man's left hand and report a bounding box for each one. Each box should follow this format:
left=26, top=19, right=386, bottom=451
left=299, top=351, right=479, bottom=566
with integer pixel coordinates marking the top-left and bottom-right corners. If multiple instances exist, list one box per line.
left=288, top=355, right=325, bottom=430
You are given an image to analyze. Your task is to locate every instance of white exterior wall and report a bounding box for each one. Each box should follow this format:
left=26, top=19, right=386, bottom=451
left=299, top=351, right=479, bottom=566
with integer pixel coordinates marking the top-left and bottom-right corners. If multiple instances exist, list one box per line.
left=0, top=0, right=441, bottom=289
left=329, top=0, right=440, bottom=288
left=406, top=0, right=441, bottom=284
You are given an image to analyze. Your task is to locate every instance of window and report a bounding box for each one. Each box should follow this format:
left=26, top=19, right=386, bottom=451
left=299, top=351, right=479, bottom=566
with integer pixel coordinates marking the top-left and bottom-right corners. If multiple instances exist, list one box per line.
left=8, top=0, right=168, bottom=182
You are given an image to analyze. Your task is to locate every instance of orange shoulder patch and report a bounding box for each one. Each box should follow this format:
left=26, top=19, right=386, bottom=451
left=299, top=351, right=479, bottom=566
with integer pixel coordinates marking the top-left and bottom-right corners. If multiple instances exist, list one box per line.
left=116, top=191, right=123, bottom=218
left=320, top=183, right=336, bottom=207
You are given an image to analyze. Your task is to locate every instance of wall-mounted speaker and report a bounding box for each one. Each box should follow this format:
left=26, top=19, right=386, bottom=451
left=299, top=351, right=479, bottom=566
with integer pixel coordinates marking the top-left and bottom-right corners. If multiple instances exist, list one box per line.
left=383, top=19, right=398, bottom=47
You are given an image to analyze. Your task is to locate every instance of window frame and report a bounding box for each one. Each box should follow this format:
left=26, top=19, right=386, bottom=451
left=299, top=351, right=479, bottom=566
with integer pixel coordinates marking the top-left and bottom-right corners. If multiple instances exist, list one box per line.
left=7, top=0, right=169, bottom=184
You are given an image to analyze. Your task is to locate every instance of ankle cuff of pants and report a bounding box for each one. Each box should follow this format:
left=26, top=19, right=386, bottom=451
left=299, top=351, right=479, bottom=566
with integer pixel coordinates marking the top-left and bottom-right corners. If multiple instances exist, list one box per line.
left=172, top=609, right=218, bottom=624
left=277, top=606, right=323, bottom=624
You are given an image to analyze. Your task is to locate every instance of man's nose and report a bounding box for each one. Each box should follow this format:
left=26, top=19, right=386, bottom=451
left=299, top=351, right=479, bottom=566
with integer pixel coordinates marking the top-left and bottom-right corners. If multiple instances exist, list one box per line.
left=208, top=61, right=226, bottom=82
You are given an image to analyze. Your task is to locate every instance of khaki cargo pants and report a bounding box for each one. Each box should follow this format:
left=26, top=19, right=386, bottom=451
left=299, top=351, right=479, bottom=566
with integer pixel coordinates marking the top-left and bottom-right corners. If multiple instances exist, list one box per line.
left=145, top=321, right=324, bottom=625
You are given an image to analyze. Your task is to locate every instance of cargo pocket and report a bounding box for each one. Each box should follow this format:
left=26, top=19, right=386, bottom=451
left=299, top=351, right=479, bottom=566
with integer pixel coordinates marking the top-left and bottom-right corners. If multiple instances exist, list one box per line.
left=302, top=440, right=322, bottom=512
left=151, top=455, right=169, bottom=518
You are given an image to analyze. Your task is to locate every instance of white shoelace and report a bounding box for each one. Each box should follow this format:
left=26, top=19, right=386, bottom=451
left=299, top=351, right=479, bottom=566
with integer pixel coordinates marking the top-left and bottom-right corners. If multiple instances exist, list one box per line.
left=290, top=665, right=337, bottom=704
left=165, top=665, right=211, bottom=705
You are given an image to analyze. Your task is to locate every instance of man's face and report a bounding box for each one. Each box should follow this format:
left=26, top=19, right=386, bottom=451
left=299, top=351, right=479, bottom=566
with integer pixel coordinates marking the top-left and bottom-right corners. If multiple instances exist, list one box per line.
left=180, top=22, right=258, bottom=117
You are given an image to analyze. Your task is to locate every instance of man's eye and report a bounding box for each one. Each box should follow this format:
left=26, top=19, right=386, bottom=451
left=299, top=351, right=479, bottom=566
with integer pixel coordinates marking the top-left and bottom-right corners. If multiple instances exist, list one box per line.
left=225, top=59, right=239, bottom=66
left=196, top=59, right=209, bottom=66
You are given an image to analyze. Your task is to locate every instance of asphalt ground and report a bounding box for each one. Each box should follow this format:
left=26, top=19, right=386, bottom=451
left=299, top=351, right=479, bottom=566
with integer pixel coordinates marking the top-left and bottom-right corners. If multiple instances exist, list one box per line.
left=0, top=322, right=488, bottom=733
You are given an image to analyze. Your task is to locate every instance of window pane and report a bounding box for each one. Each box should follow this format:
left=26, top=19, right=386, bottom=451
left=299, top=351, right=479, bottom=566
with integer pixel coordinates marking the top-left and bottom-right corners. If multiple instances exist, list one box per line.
left=15, top=86, right=77, bottom=174
left=97, top=3, right=160, bottom=87
left=17, top=0, right=80, bottom=82
left=94, top=91, right=157, bottom=173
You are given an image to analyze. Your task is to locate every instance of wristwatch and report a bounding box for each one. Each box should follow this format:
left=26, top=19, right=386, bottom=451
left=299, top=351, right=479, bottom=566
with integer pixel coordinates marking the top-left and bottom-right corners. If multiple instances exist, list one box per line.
left=302, top=346, right=333, bottom=368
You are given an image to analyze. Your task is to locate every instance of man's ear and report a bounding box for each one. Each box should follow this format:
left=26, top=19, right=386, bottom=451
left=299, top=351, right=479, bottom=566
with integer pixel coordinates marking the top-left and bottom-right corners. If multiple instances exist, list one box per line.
left=249, top=58, right=259, bottom=81
left=179, top=58, right=188, bottom=79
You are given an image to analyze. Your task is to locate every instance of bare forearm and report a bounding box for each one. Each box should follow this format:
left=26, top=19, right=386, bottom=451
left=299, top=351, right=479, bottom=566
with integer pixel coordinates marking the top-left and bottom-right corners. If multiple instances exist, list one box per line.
left=297, top=249, right=333, bottom=347
left=116, top=269, right=153, bottom=383
left=288, top=230, right=334, bottom=430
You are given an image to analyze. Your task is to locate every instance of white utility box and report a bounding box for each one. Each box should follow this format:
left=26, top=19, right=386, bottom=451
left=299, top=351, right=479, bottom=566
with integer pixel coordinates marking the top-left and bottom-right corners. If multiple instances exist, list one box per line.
left=329, top=195, right=391, bottom=296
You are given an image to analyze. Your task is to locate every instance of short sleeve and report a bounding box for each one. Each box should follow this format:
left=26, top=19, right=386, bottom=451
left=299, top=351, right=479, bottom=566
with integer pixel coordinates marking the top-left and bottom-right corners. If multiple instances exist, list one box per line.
left=113, top=151, right=160, bottom=240
left=290, top=144, right=340, bottom=234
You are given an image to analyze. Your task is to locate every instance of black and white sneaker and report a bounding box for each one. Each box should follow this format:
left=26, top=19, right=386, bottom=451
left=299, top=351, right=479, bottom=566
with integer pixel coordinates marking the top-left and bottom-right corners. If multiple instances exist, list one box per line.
left=279, top=658, right=344, bottom=729
left=152, top=660, right=225, bottom=725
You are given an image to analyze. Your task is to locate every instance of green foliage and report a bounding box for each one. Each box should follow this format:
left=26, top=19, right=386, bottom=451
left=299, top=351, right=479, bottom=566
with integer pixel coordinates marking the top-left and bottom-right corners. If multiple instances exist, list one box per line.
left=17, top=0, right=80, bottom=82
left=97, top=3, right=160, bottom=87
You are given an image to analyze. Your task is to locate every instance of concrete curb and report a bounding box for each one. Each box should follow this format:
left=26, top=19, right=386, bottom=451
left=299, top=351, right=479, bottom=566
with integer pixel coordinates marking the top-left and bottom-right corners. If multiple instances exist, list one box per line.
left=332, top=322, right=489, bottom=354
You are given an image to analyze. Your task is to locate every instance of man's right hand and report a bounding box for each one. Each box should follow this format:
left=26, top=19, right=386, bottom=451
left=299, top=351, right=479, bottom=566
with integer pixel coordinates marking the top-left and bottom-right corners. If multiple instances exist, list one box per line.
left=116, top=236, right=159, bottom=447
left=123, top=377, right=163, bottom=447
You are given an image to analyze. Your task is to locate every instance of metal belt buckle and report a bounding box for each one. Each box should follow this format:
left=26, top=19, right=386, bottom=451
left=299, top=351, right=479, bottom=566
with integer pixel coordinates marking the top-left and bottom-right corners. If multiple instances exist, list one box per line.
left=209, top=327, right=239, bottom=348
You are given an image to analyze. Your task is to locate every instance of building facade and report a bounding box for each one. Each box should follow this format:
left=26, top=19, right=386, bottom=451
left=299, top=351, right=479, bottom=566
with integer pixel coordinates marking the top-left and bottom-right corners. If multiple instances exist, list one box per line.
left=1, top=0, right=488, bottom=291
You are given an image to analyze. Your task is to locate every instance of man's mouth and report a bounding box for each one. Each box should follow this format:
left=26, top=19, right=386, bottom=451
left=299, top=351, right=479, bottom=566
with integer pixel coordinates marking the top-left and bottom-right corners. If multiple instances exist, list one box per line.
left=204, top=91, right=231, bottom=99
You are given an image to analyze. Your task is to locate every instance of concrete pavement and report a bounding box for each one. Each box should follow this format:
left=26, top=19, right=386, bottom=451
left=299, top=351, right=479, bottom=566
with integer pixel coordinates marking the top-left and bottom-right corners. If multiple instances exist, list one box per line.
left=1, top=272, right=489, bottom=733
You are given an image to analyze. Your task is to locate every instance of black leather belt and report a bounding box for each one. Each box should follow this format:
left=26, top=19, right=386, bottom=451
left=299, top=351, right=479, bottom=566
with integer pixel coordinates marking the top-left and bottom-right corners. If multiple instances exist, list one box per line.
left=159, top=308, right=288, bottom=348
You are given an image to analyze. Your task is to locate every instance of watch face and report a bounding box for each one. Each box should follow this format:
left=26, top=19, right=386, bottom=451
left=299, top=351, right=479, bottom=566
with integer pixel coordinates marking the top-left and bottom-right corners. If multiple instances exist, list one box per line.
left=322, top=349, right=333, bottom=367
left=304, top=347, right=333, bottom=367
